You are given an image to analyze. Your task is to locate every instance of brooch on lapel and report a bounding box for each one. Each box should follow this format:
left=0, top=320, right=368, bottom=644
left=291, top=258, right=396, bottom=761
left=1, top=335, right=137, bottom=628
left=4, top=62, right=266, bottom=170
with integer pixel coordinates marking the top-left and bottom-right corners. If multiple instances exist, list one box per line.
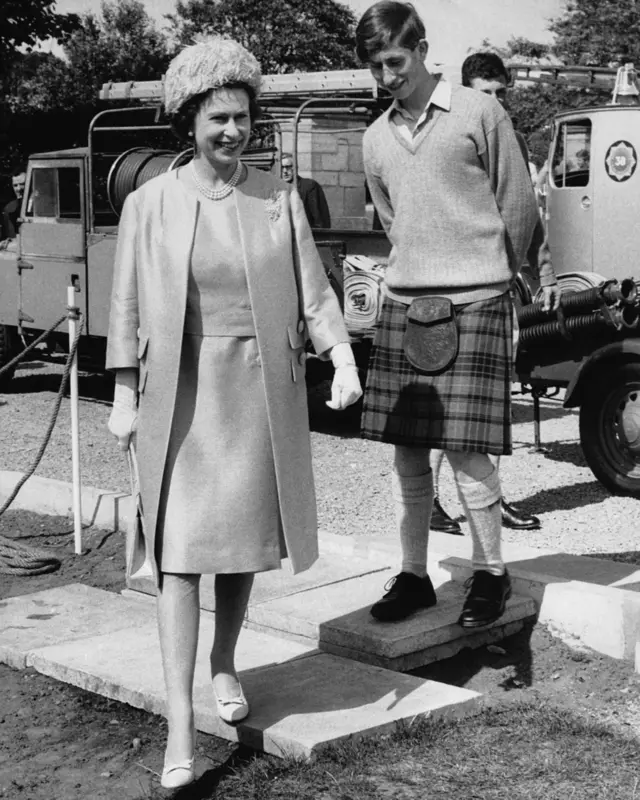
left=264, top=189, right=283, bottom=223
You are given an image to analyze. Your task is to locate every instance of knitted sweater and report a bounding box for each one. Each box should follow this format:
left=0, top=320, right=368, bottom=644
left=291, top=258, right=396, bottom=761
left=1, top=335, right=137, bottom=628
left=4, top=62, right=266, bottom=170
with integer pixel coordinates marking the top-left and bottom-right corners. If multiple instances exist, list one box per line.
left=363, top=83, right=540, bottom=304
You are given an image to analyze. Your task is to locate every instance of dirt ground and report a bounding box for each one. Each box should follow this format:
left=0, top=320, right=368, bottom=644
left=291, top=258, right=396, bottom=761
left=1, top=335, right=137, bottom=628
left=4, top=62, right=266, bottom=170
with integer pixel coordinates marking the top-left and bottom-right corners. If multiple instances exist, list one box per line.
left=2, top=510, right=640, bottom=800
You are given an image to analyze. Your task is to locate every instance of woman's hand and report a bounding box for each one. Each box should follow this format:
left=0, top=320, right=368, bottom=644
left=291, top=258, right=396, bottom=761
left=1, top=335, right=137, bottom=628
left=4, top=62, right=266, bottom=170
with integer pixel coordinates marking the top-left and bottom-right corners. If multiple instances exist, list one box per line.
left=108, top=369, right=138, bottom=451
left=326, top=342, right=363, bottom=410
left=327, top=364, right=363, bottom=410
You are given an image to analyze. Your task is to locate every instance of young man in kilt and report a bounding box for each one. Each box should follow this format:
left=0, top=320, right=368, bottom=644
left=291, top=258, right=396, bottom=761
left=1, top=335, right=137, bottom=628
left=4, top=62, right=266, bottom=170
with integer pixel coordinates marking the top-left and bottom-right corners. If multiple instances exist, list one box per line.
left=356, top=1, right=539, bottom=627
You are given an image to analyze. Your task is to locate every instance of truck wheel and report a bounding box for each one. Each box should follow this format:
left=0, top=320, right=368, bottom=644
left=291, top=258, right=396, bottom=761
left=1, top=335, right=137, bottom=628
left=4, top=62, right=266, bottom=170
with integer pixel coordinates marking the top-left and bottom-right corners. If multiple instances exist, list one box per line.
left=579, top=362, right=640, bottom=496
left=0, top=325, right=19, bottom=390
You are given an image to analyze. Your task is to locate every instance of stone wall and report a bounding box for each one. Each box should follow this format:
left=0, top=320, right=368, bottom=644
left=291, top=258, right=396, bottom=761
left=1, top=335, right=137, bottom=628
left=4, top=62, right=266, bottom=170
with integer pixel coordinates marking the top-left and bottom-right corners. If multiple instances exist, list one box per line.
left=281, top=115, right=369, bottom=230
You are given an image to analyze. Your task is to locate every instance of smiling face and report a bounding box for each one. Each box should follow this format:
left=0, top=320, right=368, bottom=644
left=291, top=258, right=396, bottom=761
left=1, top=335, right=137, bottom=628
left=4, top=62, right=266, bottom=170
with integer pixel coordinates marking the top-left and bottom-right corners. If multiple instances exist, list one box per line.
left=366, top=39, right=428, bottom=102
left=192, top=87, right=252, bottom=173
left=469, top=76, right=508, bottom=108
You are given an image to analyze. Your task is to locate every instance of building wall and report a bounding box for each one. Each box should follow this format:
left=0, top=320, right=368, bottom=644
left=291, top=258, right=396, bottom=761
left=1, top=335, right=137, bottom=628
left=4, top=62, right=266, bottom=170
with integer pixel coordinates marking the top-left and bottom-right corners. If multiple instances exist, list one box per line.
left=281, top=116, right=369, bottom=230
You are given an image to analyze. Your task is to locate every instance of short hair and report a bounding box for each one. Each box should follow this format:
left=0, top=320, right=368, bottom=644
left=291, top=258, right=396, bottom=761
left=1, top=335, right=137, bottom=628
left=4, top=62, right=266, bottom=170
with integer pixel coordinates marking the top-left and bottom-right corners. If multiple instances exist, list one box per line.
left=355, top=2, right=425, bottom=64
left=461, top=52, right=510, bottom=88
left=170, top=82, right=262, bottom=142
left=11, top=165, right=26, bottom=178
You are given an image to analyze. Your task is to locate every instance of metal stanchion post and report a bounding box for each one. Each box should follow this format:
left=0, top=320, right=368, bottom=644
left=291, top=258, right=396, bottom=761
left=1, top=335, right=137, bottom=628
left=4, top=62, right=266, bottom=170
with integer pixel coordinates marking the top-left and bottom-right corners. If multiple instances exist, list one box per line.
left=67, top=286, right=83, bottom=554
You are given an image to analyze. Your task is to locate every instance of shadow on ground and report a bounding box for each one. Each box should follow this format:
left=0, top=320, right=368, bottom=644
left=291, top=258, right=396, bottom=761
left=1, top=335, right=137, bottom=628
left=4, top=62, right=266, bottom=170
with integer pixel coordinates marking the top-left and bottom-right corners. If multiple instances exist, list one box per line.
left=515, top=479, right=610, bottom=514
left=9, top=360, right=114, bottom=403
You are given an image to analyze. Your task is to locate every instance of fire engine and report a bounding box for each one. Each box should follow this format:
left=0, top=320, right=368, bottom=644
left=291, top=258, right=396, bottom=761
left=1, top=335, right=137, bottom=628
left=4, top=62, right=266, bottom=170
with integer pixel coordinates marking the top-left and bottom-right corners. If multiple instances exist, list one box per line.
left=2, top=63, right=640, bottom=495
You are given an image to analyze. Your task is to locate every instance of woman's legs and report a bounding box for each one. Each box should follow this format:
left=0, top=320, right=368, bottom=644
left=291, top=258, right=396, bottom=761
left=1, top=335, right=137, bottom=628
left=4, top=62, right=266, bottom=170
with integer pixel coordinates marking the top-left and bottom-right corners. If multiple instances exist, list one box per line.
left=156, top=572, right=200, bottom=764
left=210, top=572, right=254, bottom=696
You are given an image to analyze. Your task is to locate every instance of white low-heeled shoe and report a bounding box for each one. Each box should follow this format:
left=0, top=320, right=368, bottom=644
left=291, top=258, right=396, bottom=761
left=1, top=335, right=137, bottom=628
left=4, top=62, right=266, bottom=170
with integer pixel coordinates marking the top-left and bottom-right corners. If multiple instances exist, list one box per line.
left=213, top=681, right=249, bottom=723
left=160, top=758, right=195, bottom=790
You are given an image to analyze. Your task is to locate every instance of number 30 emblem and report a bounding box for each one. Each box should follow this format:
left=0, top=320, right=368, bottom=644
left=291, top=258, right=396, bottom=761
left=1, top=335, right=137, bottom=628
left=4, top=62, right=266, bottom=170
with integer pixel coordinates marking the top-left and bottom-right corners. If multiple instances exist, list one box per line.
left=605, top=140, right=637, bottom=182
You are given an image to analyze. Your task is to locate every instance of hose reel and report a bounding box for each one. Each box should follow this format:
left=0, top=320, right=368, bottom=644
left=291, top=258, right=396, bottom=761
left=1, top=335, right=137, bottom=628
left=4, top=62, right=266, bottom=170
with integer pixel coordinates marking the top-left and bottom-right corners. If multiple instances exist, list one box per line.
left=518, top=275, right=640, bottom=348
left=107, top=147, right=193, bottom=216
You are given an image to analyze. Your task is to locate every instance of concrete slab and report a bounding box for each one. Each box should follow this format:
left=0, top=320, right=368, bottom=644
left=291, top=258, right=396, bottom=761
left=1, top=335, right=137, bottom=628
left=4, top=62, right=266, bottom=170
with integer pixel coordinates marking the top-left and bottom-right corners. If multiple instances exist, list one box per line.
left=0, top=583, right=153, bottom=669
left=442, top=556, right=640, bottom=661
left=127, top=556, right=391, bottom=611
left=0, top=471, right=132, bottom=533
left=245, top=571, right=535, bottom=669
left=27, top=611, right=316, bottom=719
left=318, top=580, right=536, bottom=671
left=247, top=570, right=393, bottom=641
left=27, top=618, right=480, bottom=758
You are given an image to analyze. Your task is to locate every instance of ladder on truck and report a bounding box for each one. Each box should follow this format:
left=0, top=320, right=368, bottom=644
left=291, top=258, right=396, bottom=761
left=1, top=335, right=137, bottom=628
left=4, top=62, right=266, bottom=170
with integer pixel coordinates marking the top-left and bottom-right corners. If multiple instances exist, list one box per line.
left=99, top=68, right=380, bottom=104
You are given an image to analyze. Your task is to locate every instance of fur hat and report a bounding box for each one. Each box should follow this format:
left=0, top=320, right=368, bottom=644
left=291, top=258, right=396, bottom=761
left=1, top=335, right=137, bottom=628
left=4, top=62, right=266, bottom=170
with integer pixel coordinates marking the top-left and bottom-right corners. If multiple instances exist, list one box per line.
left=164, top=36, right=262, bottom=116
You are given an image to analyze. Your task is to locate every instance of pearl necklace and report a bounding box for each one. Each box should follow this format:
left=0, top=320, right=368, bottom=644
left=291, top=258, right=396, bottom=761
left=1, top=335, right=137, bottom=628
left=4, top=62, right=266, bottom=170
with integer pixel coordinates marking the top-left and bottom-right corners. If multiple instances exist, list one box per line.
left=191, top=160, right=243, bottom=201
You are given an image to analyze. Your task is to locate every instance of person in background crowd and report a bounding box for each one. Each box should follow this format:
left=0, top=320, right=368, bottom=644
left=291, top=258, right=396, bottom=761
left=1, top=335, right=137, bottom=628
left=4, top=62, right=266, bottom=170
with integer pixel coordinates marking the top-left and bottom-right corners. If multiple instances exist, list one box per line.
left=281, top=153, right=332, bottom=228
left=0, top=166, right=26, bottom=248
left=357, top=2, right=539, bottom=627
left=106, top=36, right=361, bottom=791
left=429, top=51, right=561, bottom=535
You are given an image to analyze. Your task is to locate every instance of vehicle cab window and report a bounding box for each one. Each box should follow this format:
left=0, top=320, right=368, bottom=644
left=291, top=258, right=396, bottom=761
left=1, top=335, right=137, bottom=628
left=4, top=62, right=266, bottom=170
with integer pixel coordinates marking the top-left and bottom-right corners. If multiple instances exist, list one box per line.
left=25, top=167, right=82, bottom=221
left=551, top=119, right=592, bottom=188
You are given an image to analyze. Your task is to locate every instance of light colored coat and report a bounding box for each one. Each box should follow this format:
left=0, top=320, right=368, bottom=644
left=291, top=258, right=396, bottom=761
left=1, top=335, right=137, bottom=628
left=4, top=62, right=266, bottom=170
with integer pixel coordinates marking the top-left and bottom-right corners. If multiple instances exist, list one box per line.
left=106, top=167, right=348, bottom=585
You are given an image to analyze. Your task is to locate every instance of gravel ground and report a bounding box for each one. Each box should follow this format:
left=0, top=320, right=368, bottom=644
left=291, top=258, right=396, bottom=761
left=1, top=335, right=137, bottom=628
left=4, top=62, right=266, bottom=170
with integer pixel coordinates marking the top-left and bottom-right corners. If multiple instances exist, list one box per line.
left=1, top=355, right=639, bottom=558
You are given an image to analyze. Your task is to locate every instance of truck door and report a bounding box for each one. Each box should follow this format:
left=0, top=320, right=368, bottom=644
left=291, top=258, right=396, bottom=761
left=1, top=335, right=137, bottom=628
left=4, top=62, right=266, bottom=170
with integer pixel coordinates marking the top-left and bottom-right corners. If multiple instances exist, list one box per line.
left=547, top=115, right=594, bottom=275
left=19, top=160, right=87, bottom=333
left=591, top=108, right=640, bottom=277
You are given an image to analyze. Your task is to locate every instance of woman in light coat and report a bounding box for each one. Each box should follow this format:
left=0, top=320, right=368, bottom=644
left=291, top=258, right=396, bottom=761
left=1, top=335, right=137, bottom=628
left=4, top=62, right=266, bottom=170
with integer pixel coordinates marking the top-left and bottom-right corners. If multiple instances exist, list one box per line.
left=106, top=36, right=362, bottom=790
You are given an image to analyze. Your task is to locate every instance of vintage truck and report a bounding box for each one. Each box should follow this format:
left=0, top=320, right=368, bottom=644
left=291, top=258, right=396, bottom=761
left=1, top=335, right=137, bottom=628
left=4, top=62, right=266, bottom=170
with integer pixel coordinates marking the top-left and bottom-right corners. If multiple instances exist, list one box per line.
left=3, top=64, right=640, bottom=496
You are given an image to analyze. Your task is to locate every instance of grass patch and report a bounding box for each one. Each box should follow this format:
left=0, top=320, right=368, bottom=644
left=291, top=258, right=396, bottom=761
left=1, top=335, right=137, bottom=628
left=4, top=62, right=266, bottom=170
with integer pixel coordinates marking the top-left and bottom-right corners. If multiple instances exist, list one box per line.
left=176, top=700, right=640, bottom=800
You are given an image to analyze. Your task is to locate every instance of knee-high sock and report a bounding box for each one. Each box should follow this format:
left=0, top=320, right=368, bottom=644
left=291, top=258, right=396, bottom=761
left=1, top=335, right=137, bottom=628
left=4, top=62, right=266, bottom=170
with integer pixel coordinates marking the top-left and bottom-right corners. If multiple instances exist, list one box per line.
left=455, top=467, right=504, bottom=576
left=392, top=468, right=433, bottom=578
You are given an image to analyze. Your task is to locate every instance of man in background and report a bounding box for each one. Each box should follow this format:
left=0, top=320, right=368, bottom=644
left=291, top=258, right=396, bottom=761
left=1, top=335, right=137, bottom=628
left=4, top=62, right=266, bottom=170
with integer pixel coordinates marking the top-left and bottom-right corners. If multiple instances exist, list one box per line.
left=281, top=153, right=331, bottom=229
left=429, top=51, right=560, bottom=535
left=1, top=166, right=26, bottom=247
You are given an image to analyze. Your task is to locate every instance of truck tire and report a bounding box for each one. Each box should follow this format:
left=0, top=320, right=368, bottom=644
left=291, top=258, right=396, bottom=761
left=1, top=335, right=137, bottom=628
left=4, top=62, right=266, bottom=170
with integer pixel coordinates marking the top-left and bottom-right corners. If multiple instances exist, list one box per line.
left=0, top=325, right=19, bottom=390
left=579, top=362, right=640, bottom=497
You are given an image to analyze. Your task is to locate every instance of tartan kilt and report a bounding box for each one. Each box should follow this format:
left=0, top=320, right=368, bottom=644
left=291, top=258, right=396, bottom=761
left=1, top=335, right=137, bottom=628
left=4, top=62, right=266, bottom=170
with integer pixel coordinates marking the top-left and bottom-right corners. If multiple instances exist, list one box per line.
left=361, top=292, right=513, bottom=454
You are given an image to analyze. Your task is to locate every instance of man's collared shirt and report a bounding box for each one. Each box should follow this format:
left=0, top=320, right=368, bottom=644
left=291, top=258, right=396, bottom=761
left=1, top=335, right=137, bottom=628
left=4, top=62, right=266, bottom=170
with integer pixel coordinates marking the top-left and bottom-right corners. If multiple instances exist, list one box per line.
left=389, top=77, right=452, bottom=143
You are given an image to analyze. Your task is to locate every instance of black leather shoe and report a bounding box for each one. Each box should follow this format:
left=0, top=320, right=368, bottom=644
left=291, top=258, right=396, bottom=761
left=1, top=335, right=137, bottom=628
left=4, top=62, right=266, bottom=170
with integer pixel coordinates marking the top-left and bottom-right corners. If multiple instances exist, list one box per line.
left=501, top=499, right=541, bottom=530
left=458, top=570, right=512, bottom=628
left=430, top=496, right=463, bottom=535
left=370, top=572, right=437, bottom=622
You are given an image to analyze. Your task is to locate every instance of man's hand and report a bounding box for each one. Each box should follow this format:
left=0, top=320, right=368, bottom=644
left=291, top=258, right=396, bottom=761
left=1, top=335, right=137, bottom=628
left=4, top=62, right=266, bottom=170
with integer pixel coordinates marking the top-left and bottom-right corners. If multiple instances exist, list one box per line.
left=541, top=283, right=561, bottom=313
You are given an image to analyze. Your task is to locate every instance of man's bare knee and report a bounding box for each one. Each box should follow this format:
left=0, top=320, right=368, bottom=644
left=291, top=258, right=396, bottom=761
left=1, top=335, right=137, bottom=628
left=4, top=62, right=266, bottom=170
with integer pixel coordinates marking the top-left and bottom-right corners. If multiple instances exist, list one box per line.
left=446, top=451, right=494, bottom=483
left=394, top=445, right=431, bottom=477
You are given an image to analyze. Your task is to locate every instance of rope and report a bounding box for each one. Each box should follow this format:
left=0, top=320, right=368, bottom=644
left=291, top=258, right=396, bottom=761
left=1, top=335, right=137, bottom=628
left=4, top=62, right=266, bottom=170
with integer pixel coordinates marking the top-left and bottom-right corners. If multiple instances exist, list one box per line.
left=0, top=312, right=84, bottom=575
left=0, top=314, right=66, bottom=378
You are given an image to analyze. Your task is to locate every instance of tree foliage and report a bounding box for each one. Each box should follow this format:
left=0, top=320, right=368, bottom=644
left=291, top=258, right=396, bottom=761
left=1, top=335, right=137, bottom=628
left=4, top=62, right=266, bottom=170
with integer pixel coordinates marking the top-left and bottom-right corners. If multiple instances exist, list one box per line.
left=549, top=0, right=640, bottom=66
left=0, top=0, right=171, bottom=177
left=0, top=0, right=78, bottom=72
left=168, top=0, right=358, bottom=73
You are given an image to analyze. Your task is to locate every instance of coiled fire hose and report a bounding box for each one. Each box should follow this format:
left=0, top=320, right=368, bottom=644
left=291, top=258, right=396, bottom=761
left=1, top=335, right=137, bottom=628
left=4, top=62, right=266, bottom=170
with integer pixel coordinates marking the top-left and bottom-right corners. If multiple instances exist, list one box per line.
left=0, top=314, right=84, bottom=575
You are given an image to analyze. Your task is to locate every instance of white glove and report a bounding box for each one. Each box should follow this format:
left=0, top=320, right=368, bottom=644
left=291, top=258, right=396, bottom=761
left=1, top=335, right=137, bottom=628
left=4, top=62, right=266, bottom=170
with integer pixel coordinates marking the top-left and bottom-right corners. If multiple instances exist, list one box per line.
left=326, top=342, right=363, bottom=410
left=108, top=368, right=138, bottom=451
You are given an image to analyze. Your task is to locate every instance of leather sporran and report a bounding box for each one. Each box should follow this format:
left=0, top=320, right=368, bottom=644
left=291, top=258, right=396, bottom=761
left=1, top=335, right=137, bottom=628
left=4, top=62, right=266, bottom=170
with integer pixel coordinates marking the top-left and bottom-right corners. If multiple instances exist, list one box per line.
left=403, top=296, right=459, bottom=374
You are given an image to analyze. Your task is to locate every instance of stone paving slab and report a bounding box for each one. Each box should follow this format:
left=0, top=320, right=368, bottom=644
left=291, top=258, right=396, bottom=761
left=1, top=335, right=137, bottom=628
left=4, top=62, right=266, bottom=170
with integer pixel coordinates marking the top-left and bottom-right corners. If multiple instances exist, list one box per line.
left=244, top=572, right=536, bottom=670
left=128, top=556, right=391, bottom=611
left=22, top=587, right=481, bottom=759
left=318, top=580, right=536, bottom=671
left=28, top=634, right=481, bottom=759
left=442, top=556, right=640, bottom=661
left=0, top=583, right=153, bottom=669
left=247, top=570, right=393, bottom=641
left=27, top=611, right=316, bottom=719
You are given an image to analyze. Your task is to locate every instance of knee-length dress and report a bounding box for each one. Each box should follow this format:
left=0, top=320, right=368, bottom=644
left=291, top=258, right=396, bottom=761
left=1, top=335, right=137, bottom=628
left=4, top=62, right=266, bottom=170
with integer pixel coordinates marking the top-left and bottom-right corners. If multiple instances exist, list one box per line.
left=155, top=190, right=285, bottom=574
